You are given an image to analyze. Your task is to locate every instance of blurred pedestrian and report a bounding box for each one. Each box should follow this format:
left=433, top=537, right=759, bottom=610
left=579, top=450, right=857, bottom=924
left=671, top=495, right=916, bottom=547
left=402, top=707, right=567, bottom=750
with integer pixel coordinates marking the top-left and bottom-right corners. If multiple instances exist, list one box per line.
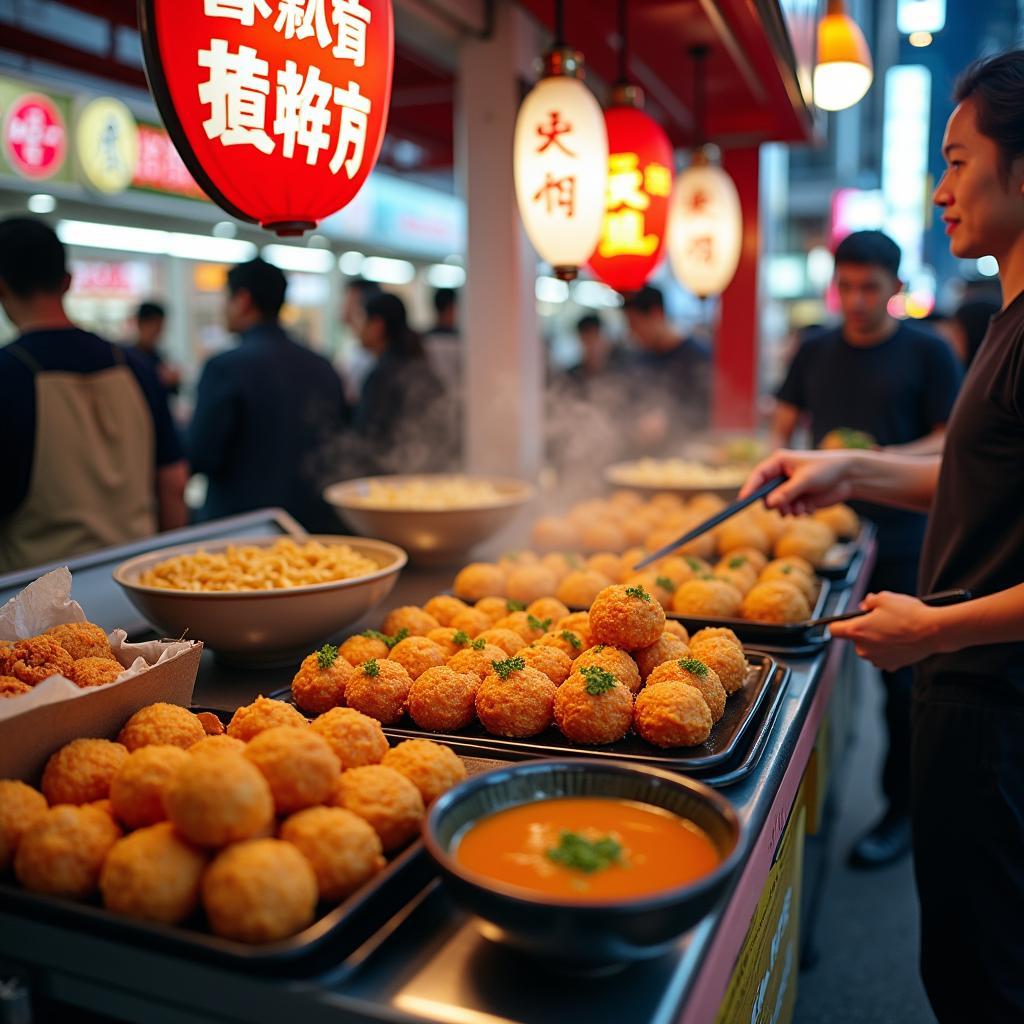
left=565, top=313, right=625, bottom=386
left=423, top=287, right=461, bottom=386
left=130, top=300, right=181, bottom=397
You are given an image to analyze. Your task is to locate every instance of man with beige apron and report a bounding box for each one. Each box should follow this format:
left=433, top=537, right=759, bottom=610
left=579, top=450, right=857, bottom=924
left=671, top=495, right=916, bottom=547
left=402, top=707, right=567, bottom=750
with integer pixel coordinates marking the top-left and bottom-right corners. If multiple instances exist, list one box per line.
left=0, top=218, right=187, bottom=573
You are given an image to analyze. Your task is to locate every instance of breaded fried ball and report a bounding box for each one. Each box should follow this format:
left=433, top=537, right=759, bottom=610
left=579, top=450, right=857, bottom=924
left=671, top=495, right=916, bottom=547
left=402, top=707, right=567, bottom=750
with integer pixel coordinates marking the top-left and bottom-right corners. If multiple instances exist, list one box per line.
left=446, top=643, right=508, bottom=682
left=634, top=681, right=713, bottom=748
left=764, top=555, right=815, bottom=577
left=0, top=640, right=12, bottom=672
left=0, top=675, right=31, bottom=698
left=475, top=663, right=556, bottom=738
left=164, top=751, right=274, bottom=847
left=340, top=633, right=390, bottom=666
left=69, top=653, right=121, bottom=687
left=0, top=780, right=48, bottom=870
left=633, top=633, right=691, bottom=683
left=493, top=611, right=548, bottom=644
left=624, top=572, right=675, bottom=610
left=534, top=629, right=586, bottom=658
left=244, top=727, right=341, bottom=814
left=526, top=597, right=571, bottom=624
left=505, top=565, right=558, bottom=605
left=190, top=735, right=246, bottom=757
left=291, top=645, right=352, bottom=715
left=759, top=562, right=816, bottom=602
left=774, top=521, right=834, bottom=568
left=8, top=636, right=73, bottom=686
left=752, top=504, right=788, bottom=544
left=42, top=737, right=128, bottom=805
left=202, top=839, right=317, bottom=943
left=689, top=492, right=727, bottom=517
left=475, top=596, right=515, bottom=624
left=110, top=744, right=189, bottom=829
left=310, top=707, right=388, bottom=769
left=722, top=546, right=768, bottom=573
left=663, top=619, right=690, bottom=643
left=814, top=504, right=860, bottom=540
left=557, top=611, right=594, bottom=648
left=227, top=697, right=308, bottom=742
left=588, top=552, right=624, bottom=583
left=672, top=579, right=742, bottom=618
left=541, top=552, right=580, bottom=583
left=554, top=670, right=633, bottom=745
left=388, top=636, right=446, bottom=680
left=741, top=580, right=811, bottom=624
left=426, top=627, right=470, bottom=659
left=556, top=570, right=613, bottom=609
left=383, top=739, right=467, bottom=805
left=423, top=595, right=469, bottom=627
left=690, top=626, right=742, bottom=650
left=280, top=807, right=384, bottom=903
left=44, top=622, right=114, bottom=662
left=518, top=645, right=574, bottom=687
left=448, top=607, right=493, bottom=639
left=531, top=517, right=580, bottom=552
left=16, top=804, right=120, bottom=898
left=690, top=636, right=749, bottom=696
left=407, top=666, right=480, bottom=732
left=498, top=551, right=538, bottom=573
left=714, top=555, right=759, bottom=592
left=345, top=659, right=412, bottom=725
left=453, top=563, right=506, bottom=602
left=648, top=658, right=727, bottom=722
left=332, top=765, right=424, bottom=852
left=716, top=519, right=771, bottom=557
left=476, top=628, right=525, bottom=656
left=119, top=703, right=206, bottom=751
left=100, top=822, right=206, bottom=925
left=589, top=584, right=666, bottom=650
left=382, top=606, right=440, bottom=639
left=571, top=645, right=642, bottom=695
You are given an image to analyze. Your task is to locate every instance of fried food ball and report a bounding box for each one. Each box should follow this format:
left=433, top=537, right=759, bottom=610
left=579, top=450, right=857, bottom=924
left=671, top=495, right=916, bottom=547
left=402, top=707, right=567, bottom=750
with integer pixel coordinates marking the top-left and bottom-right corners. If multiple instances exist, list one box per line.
left=382, top=739, right=467, bottom=805
left=100, top=822, right=206, bottom=925
left=190, top=735, right=246, bottom=757
left=715, top=519, right=771, bottom=557
left=8, top=636, right=73, bottom=686
left=382, top=606, right=440, bottom=639
left=310, top=707, right=388, bottom=769
left=722, top=546, right=768, bottom=573
left=764, top=555, right=815, bottom=577
left=498, top=550, right=538, bottom=573
left=758, top=562, right=816, bottom=602
left=518, top=645, right=574, bottom=687
left=0, top=675, right=31, bottom=698
left=616, top=548, right=648, bottom=583
left=554, top=671, right=633, bottom=745
left=340, top=633, right=390, bottom=665
left=672, top=579, right=742, bottom=618
left=475, top=664, right=556, bottom=738
left=110, top=744, right=189, bottom=829
left=689, top=492, right=727, bottom=517
left=0, top=640, right=12, bottom=672
left=741, top=580, right=811, bottom=624
left=530, top=517, right=580, bottom=552
left=609, top=489, right=644, bottom=511
left=446, top=643, right=508, bottom=682
left=42, top=737, right=128, bottom=805
left=814, top=504, right=860, bottom=540
left=690, top=636, right=749, bottom=696
left=426, top=627, right=469, bottom=659
left=493, top=611, right=548, bottom=645
left=633, top=633, right=691, bottom=683
left=624, top=572, right=675, bottom=610
left=448, top=608, right=493, bottom=639
left=587, top=553, right=624, bottom=582
left=589, top=584, right=666, bottom=650
left=344, top=659, right=412, bottom=725
left=453, top=563, right=506, bottom=602
left=555, top=570, right=613, bottom=609
left=774, top=520, right=835, bottom=568
left=579, top=520, right=628, bottom=555
left=0, top=780, right=48, bottom=870
left=202, top=838, right=317, bottom=943
left=556, top=611, right=594, bottom=647
left=476, top=628, right=525, bottom=656
left=290, top=645, right=352, bottom=715
left=505, top=565, right=558, bottom=605
left=15, top=804, right=121, bottom=898
left=526, top=597, right=571, bottom=624
left=332, top=765, right=424, bottom=852
left=540, top=552, right=580, bottom=583
left=227, top=697, right=308, bottom=743
left=280, top=807, right=384, bottom=903
left=244, top=727, right=341, bottom=814
left=572, top=644, right=642, bottom=695
left=475, top=596, right=514, bottom=624
left=534, top=628, right=587, bottom=658
left=407, top=666, right=480, bottom=732
left=423, top=595, right=469, bottom=627
left=164, top=751, right=274, bottom=847
left=648, top=658, right=727, bottom=721
left=634, top=681, right=713, bottom=748
left=690, top=626, right=742, bottom=650
left=119, top=703, right=207, bottom=751
left=663, top=619, right=690, bottom=643
left=44, top=622, right=114, bottom=662
left=714, top=555, right=759, bottom=593
left=388, top=636, right=446, bottom=680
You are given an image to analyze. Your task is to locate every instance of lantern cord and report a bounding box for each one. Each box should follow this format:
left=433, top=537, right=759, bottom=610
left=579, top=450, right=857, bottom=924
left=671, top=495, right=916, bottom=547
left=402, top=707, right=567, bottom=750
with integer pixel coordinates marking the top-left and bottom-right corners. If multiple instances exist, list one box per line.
left=691, top=45, right=709, bottom=147
left=553, top=0, right=565, bottom=47
left=617, top=0, right=629, bottom=84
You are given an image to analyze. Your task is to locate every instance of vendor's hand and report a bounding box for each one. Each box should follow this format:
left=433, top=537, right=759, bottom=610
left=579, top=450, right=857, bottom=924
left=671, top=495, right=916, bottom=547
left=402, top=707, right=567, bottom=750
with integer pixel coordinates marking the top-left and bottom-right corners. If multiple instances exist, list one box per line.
left=829, top=591, right=945, bottom=671
left=739, top=449, right=856, bottom=515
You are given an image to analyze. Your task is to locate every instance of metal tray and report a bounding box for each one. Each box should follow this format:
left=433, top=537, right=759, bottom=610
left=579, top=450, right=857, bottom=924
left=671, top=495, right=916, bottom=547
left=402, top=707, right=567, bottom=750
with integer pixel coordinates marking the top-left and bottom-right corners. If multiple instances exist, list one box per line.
left=817, top=520, right=876, bottom=586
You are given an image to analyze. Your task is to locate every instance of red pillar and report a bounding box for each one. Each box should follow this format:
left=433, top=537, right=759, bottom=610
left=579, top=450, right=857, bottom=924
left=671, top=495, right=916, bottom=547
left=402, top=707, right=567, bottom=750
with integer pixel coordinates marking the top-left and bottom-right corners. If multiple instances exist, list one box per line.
left=714, top=145, right=761, bottom=429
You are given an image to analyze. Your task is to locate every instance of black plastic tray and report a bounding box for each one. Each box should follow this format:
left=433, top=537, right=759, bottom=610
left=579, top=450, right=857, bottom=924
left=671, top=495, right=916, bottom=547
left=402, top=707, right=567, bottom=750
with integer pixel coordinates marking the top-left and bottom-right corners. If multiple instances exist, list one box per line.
left=817, top=520, right=876, bottom=587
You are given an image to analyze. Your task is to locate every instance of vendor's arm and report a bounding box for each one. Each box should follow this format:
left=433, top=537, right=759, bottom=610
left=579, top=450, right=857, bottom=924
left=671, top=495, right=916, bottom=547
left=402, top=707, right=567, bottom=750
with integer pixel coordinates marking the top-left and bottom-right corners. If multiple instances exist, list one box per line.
left=769, top=400, right=801, bottom=451
left=884, top=426, right=946, bottom=456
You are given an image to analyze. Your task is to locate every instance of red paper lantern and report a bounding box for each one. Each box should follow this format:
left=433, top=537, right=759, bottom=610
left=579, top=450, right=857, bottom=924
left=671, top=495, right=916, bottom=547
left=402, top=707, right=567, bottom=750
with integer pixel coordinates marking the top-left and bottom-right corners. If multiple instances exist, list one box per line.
left=139, top=0, right=393, bottom=235
left=587, top=104, right=674, bottom=293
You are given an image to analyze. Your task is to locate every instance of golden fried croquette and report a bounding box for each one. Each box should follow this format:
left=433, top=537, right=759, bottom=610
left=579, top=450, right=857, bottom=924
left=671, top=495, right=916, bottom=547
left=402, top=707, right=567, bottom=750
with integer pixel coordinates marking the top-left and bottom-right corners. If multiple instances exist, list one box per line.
left=89, top=798, right=117, bottom=820
left=814, top=504, right=860, bottom=540
left=8, top=636, right=73, bottom=686
left=110, top=745, right=189, bottom=829
left=554, top=669, right=633, bottom=745
left=407, top=666, right=480, bottom=732
left=526, top=597, right=571, bottom=624
left=476, top=628, right=526, bottom=656
left=448, top=607, right=493, bottom=639
left=609, top=489, right=644, bottom=510
left=340, top=633, right=390, bottom=665
left=557, top=611, right=593, bottom=642
left=388, top=636, right=446, bottom=680
left=0, top=675, right=31, bottom=697
left=244, top=727, right=341, bottom=814
left=662, top=619, right=690, bottom=643
left=291, top=645, right=352, bottom=715
left=190, top=735, right=246, bottom=757
left=574, top=520, right=625, bottom=557
left=587, top=553, right=624, bottom=582
left=690, top=636, right=749, bottom=696
left=423, top=595, right=469, bottom=627
left=758, top=563, right=816, bottom=602
left=118, top=703, right=207, bottom=751
left=332, top=765, right=425, bottom=851
left=624, top=572, right=675, bottom=609
left=475, top=661, right=556, bottom=738
left=518, top=645, right=574, bottom=687
left=446, top=643, right=508, bottom=682
left=202, top=838, right=317, bottom=943
left=555, top=570, right=613, bottom=609
left=44, top=622, right=113, bottom=662
left=672, top=579, right=742, bottom=618
left=634, top=681, right=713, bottom=748
left=100, top=822, right=206, bottom=925
left=741, top=580, right=811, bottom=624
left=690, top=626, right=742, bottom=650
left=164, top=751, right=274, bottom=847
left=589, top=584, right=666, bottom=650
left=633, top=633, right=691, bottom=682
left=227, top=697, right=308, bottom=742
left=688, top=492, right=727, bottom=516
left=453, top=563, right=506, bottom=602
left=0, top=640, right=12, bottom=672
left=310, top=707, right=388, bottom=769
left=530, top=516, right=580, bottom=552
left=426, top=627, right=469, bottom=659
left=493, top=611, right=548, bottom=644
left=534, top=628, right=586, bottom=658
left=571, top=645, right=642, bottom=695
left=648, top=658, right=727, bottom=721
left=498, top=550, right=538, bottom=573
left=540, top=552, right=581, bottom=583
left=616, top=548, right=649, bottom=582
left=764, top=555, right=815, bottom=577
left=714, top=554, right=759, bottom=592
left=382, top=739, right=467, bottom=805
left=720, top=547, right=768, bottom=574
left=345, top=659, right=412, bottom=725
left=280, top=807, right=384, bottom=902
left=774, top=520, right=835, bottom=568
left=0, top=780, right=48, bottom=870
left=475, top=596, right=514, bottom=624
left=16, top=804, right=121, bottom=898
left=505, top=565, right=558, bottom=605
left=42, top=737, right=128, bottom=805
left=382, top=606, right=440, bottom=639
left=715, top=518, right=771, bottom=557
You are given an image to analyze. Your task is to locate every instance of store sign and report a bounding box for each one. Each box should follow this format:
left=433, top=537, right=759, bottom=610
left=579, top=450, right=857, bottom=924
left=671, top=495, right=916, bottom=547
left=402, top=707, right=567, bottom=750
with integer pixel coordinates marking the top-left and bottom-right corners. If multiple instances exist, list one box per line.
left=138, top=0, right=394, bottom=234
left=76, top=97, right=139, bottom=195
left=3, top=93, right=66, bottom=180
left=70, top=259, right=155, bottom=297
left=133, top=123, right=208, bottom=200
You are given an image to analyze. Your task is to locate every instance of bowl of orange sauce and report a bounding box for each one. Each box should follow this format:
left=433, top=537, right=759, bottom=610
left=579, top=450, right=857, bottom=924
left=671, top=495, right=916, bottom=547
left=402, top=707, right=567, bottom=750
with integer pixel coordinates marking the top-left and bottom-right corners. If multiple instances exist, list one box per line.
left=423, top=759, right=743, bottom=968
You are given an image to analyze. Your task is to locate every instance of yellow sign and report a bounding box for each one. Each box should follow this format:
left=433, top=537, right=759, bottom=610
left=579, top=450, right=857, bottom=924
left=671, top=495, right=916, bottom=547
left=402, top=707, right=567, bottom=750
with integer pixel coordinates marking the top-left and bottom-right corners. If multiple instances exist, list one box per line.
left=76, top=97, right=138, bottom=194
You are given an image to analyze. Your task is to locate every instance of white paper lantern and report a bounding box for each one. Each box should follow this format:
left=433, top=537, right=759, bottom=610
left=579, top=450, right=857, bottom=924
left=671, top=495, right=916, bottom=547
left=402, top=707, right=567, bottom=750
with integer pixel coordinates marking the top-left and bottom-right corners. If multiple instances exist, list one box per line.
left=667, top=160, right=743, bottom=298
left=514, top=60, right=608, bottom=280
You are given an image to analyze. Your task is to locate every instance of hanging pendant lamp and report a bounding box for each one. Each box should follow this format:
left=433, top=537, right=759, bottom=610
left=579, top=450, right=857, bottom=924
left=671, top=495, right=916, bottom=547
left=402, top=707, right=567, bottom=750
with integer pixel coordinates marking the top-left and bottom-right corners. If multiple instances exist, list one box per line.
left=814, top=0, right=873, bottom=111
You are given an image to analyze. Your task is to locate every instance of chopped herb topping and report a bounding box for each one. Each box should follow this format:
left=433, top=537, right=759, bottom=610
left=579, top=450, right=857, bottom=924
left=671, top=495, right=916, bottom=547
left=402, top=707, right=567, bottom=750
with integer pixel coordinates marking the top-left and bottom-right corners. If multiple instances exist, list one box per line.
left=566, top=553, right=584, bottom=570
left=625, top=585, right=651, bottom=602
left=506, top=599, right=527, bottom=612
left=362, top=659, right=380, bottom=677
left=685, top=557, right=702, bottom=571
left=655, top=576, right=677, bottom=593
left=781, top=565, right=793, bottom=574
left=503, top=551, right=521, bottom=563
left=593, top=644, right=607, bottom=653
left=580, top=666, right=617, bottom=695
left=728, top=556, right=747, bottom=570
left=561, top=630, right=583, bottom=650
left=470, top=638, right=487, bottom=650
left=699, top=573, right=715, bottom=581
left=527, top=615, right=553, bottom=633
left=452, top=630, right=472, bottom=647
left=492, top=656, right=526, bottom=679
left=388, top=628, right=410, bottom=648
left=316, top=643, right=338, bottom=670
left=678, top=657, right=709, bottom=677
left=546, top=831, right=623, bottom=874
left=361, top=629, right=392, bottom=644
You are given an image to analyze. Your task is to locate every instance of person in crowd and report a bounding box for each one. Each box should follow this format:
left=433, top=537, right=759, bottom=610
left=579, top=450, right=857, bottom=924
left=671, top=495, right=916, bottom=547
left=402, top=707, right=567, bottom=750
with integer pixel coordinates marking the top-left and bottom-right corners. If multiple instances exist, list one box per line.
left=130, top=300, right=181, bottom=397
left=423, top=287, right=461, bottom=384
left=771, top=230, right=963, bottom=869
left=0, top=218, right=187, bottom=571
left=336, top=275, right=382, bottom=404
left=564, top=313, right=626, bottom=387
left=743, top=50, right=1024, bottom=1021
left=950, top=295, right=1001, bottom=365
left=189, top=258, right=349, bottom=532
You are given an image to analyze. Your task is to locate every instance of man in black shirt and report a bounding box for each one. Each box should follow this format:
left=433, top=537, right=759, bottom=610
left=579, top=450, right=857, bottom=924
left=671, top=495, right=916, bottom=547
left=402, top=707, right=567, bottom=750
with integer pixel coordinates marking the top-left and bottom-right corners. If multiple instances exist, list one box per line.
left=130, top=300, right=180, bottom=398
left=773, top=231, right=963, bottom=868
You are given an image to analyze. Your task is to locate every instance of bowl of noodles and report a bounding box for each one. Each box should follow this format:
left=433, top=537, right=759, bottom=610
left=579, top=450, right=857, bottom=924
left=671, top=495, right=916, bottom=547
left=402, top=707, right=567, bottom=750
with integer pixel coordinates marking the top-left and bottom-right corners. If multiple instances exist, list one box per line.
left=113, top=536, right=407, bottom=664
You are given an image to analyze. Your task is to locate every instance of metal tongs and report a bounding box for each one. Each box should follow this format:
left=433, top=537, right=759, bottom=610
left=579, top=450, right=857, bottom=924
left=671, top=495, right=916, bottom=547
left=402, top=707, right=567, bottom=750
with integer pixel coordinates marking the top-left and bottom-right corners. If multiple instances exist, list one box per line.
left=806, top=588, right=972, bottom=629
